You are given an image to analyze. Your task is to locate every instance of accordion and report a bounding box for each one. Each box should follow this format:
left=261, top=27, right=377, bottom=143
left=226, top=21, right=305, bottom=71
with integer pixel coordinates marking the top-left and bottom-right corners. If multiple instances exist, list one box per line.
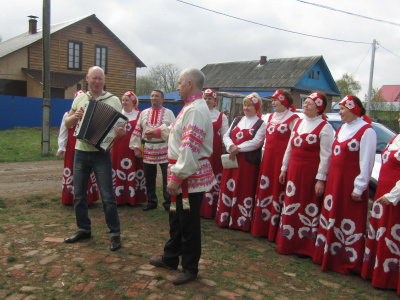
left=74, top=99, right=128, bottom=152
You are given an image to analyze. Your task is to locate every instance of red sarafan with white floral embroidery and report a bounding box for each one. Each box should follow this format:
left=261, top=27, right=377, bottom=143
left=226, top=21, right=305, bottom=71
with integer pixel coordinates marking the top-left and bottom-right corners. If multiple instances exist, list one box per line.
left=61, top=112, right=99, bottom=206
left=313, top=123, right=372, bottom=275
left=201, top=112, right=224, bottom=219
left=361, top=134, right=400, bottom=293
left=216, top=123, right=261, bottom=232
left=251, top=113, right=298, bottom=240
left=276, top=119, right=326, bottom=256
left=111, top=113, right=147, bottom=205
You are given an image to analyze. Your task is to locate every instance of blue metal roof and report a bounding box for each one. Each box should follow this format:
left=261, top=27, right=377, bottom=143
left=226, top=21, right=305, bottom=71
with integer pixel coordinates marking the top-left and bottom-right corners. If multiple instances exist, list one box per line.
left=138, top=91, right=181, bottom=101
left=224, top=91, right=274, bottom=98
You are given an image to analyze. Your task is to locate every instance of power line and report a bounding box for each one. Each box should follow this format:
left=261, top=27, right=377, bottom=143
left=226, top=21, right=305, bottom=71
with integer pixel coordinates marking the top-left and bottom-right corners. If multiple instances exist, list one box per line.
left=176, top=0, right=370, bottom=45
left=378, top=43, right=400, bottom=60
left=353, top=46, right=371, bottom=76
left=293, top=0, right=400, bottom=27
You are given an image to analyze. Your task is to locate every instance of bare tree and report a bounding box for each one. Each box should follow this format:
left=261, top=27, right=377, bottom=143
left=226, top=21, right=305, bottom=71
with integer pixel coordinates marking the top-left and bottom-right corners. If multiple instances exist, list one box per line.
left=136, top=75, right=156, bottom=96
left=149, top=63, right=180, bottom=93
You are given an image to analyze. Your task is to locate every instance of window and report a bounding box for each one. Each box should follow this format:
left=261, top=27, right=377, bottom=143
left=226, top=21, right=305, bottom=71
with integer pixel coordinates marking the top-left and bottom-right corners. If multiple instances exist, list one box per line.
left=308, top=70, right=320, bottom=80
left=95, top=46, right=108, bottom=73
left=68, top=41, right=82, bottom=70
left=86, top=26, right=92, bottom=34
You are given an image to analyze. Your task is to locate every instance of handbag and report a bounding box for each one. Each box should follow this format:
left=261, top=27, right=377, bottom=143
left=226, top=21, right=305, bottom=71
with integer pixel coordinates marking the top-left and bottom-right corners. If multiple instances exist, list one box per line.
left=221, top=154, right=238, bottom=169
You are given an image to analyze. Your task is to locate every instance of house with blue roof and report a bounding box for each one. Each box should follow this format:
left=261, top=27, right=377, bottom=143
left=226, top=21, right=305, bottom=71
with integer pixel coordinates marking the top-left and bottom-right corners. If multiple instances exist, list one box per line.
left=201, top=55, right=340, bottom=112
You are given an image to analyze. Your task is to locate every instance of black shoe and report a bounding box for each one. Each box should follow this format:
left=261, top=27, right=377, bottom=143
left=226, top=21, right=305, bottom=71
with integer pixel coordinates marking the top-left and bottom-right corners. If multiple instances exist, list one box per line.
left=164, top=206, right=170, bottom=212
left=110, top=236, right=121, bottom=251
left=143, top=205, right=157, bottom=211
left=172, top=269, right=197, bottom=285
left=64, top=231, right=91, bottom=243
left=296, top=253, right=309, bottom=259
left=149, top=256, right=177, bottom=270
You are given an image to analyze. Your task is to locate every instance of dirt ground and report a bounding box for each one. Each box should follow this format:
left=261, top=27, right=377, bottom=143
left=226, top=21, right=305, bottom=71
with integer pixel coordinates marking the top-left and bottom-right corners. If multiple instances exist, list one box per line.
left=0, top=160, right=63, bottom=200
left=0, top=160, right=162, bottom=200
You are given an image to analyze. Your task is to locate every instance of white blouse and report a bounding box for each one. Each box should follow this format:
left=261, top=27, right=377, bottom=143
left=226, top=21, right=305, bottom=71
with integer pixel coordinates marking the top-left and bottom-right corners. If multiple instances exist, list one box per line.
left=223, top=115, right=267, bottom=153
left=57, top=112, right=69, bottom=152
left=281, top=115, right=334, bottom=181
left=122, top=109, right=139, bottom=121
left=336, top=117, right=377, bottom=195
left=384, top=134, right=400, bottom=205
left=210, top=108, right=229, bottom=137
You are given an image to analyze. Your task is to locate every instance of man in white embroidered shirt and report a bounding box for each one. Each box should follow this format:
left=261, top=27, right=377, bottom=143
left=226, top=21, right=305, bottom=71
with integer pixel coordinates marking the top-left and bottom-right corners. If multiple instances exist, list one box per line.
left=129, top=90, right=175, bottom=211
left=146, top=68, right=215, bottom=285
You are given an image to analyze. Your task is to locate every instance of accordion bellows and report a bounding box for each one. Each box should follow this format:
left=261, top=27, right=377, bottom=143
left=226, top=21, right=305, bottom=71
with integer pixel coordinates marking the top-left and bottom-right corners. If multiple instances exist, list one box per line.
left=74, top=100, right=128, bottom=152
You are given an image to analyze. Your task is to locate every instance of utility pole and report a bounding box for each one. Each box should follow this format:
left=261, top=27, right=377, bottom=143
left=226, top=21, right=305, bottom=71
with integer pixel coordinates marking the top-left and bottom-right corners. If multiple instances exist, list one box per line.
left=41, top=0, right=51, bottom=155
left=366, top=39, right=377, bottom=117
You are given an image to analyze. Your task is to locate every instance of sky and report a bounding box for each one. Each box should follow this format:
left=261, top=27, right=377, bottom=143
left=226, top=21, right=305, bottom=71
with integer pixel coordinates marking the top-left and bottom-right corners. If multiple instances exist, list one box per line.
left=1, top=0, right=399, bottom=99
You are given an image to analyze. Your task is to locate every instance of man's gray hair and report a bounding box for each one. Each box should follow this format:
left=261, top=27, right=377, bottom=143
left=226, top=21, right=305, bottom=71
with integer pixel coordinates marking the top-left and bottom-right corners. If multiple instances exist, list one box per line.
left=181, top=68, right=205, bottom=90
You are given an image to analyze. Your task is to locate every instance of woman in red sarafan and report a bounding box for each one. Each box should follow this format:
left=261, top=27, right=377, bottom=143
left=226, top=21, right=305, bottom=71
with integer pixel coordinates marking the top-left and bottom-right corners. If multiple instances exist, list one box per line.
left=57, top=90, right=99, bottom=205
left=276, top=91, right=334, bottom=257
left=215, top=93, right=267, bottom=232
left=361, top=116, right=400, bottom=292
left=111, top=91, right=147, bottom=205
left=251, top=89, right=298, bottom=241
left=313, top=95, right=376, bottom=275
left=200, top=89, right=229, bottom=218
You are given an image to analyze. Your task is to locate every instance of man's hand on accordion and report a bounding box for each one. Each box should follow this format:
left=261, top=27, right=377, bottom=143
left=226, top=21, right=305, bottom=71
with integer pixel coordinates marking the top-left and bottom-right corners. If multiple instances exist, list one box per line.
left=74, top=107, right=84, bottom=120
left=114, top=124, right=127, bottom=138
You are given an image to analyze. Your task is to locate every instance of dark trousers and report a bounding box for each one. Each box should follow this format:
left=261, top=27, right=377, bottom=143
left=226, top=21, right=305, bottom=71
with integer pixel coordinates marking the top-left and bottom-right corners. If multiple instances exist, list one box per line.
left=144, top=162, right=170, bottom=208
left=162, top=192, right=203, bottom=274
left=73, top=150, right=120, bottom=236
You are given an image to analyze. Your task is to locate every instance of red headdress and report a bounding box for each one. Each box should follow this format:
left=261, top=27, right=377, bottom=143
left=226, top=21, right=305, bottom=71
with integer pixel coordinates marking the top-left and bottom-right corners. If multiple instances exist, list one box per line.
left=74, top=90, right=85, bottom=99
left=123, top=91, right=139, bottom=111
left=272, top=90, right=296, bottom=112
left=203, top=88, right=217, bottom=104
left=245, top=93, right=262, bottom=118
left=339, top=95, right=371, bottom=123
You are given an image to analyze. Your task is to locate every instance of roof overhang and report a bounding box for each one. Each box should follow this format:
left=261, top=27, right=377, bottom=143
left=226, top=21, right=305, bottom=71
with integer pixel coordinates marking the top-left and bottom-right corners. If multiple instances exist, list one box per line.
left=22, top=68, right=86, bottom=87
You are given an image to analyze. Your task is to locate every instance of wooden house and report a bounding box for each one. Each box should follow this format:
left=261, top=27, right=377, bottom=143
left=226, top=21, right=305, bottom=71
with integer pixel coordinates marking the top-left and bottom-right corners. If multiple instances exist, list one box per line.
left=0, top=14, right=145, bottom=99
left=201, top=56, right=340, bottom=112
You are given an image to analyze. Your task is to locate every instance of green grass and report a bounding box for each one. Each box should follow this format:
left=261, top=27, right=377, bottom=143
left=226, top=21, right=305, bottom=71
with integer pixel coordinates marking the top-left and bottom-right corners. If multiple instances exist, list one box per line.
left=0, top=127, right=59, bottom=162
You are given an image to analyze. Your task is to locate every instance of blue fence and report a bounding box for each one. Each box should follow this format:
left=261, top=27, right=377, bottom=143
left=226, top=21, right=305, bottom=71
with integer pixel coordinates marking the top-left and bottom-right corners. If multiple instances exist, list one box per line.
left=0, top=95, right=181, bottom=130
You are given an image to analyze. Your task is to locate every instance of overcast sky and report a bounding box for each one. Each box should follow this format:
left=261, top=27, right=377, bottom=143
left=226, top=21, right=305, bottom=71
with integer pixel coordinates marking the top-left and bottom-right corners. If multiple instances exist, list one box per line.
left=1, top=0, right=399, bottom=99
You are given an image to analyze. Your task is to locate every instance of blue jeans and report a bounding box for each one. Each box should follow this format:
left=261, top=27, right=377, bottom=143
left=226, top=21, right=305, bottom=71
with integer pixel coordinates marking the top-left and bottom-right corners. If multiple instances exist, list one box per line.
left=73, top=150, right=120, bottom=237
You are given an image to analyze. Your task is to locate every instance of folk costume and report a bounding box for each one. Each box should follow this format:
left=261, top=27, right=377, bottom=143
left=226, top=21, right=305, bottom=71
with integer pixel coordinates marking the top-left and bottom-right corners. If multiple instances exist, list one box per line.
left=130, top=103, right=175, bottom=210
left=111, top=92, right=147, bottom=205
left=200, top=89, right=229, bottom=218
left=157, top=93, right=215, bottom=275
left=58, top=111, right=99, bottom=205
left=313, top=104, right=376, bottom=274
left=216, top=93, right=267, bottom=232
left=277, top=93, right=334, bottom=257
left=252, top=90, right=299, bottom=240
left=361, top=134, right=400, bottom=292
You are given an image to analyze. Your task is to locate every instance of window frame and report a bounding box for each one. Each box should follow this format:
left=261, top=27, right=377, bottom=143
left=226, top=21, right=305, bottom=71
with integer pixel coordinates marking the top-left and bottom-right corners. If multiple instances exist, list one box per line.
left=67, top=40, right=83, bottom=71
left=95, top=45, right=108, bottom=73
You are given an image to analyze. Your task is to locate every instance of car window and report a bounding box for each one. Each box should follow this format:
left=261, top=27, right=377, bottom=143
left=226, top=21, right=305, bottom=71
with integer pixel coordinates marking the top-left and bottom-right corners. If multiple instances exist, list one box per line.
left=371, top=123, right=396, bottom=153
left=326, top=119, right=396, bottom=154
left=327, top=121, right=344, bottom=131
